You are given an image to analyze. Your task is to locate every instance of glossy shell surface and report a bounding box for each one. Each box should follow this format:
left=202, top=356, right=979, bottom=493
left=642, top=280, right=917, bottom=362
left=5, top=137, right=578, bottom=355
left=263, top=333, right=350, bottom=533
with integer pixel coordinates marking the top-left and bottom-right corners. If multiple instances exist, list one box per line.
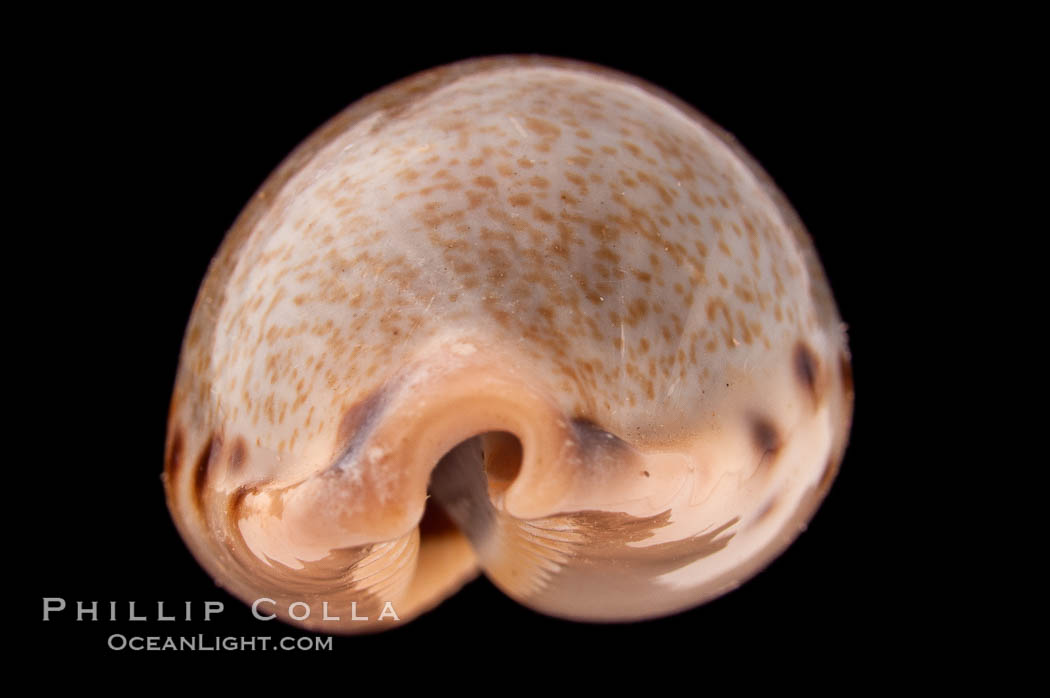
left=163, top=56, right=853, bottom=632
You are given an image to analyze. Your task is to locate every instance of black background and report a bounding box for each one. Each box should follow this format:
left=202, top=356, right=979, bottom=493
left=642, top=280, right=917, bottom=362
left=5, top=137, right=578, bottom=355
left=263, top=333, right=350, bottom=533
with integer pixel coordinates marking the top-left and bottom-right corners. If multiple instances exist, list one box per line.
left=19, top=20, right=951, bottom=670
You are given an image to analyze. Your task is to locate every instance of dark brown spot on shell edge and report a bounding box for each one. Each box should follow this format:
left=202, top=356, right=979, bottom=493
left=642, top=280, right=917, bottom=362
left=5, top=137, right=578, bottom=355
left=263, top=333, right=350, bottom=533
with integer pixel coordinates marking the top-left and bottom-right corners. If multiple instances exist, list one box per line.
left=840, top=350, right=854, bottom=400
left=571, top=417, right=635, bottom=456
left=750, top=415, right=782, bottom=462
left=333, top=388, right=389, bottom=468
left=794, top=341, right=820, bottom=403
left=192, top=435, right=217, bottom=515
left=165, top=427, right=185, bottom=478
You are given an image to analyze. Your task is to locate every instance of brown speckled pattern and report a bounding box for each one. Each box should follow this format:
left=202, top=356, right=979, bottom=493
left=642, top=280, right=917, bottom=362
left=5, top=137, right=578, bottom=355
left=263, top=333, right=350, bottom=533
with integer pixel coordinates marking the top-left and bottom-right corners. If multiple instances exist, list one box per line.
left=163, top=56, right=853, bottom=631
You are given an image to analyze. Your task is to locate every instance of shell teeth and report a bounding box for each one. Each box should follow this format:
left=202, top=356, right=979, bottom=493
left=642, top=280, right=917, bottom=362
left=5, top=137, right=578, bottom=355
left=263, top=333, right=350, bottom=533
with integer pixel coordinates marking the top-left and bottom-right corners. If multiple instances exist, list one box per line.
left=428, top=435, right=572, bottom=599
